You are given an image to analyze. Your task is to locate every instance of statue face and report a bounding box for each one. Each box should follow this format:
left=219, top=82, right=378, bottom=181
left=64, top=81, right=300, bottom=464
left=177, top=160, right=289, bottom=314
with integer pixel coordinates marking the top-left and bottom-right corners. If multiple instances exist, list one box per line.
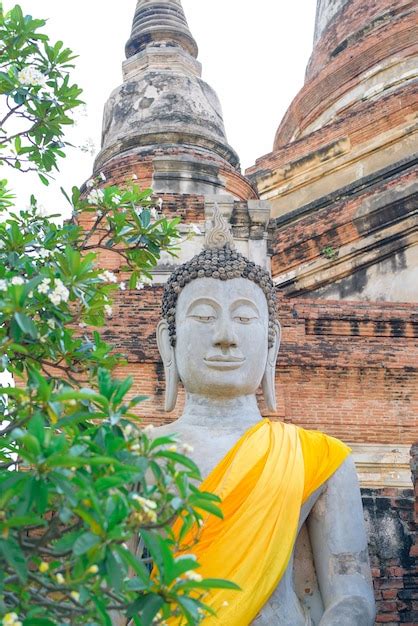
left=175, top=277, right=269, bottom=398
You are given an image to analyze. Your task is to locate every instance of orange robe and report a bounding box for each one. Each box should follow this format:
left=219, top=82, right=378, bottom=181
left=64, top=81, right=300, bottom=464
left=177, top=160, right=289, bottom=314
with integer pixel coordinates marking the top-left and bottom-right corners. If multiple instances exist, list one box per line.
left=174, top=419, right=350, bottom=625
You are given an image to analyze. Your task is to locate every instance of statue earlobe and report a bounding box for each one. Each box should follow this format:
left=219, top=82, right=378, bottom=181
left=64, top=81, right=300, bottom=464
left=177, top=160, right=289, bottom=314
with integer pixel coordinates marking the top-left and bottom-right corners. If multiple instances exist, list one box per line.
left=156, top=320, right=179, bottom=413
left=262, top=322, right=281, bottom=412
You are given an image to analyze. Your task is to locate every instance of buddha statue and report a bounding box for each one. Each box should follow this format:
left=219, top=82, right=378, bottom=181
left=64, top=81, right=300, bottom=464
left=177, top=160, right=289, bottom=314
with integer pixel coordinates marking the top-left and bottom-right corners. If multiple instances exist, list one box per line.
left=153, top=207, right=376, bottom=626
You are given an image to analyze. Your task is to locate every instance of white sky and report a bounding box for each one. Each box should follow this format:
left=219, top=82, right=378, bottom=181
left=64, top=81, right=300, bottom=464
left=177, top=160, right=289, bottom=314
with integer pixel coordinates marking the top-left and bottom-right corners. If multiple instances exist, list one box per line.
left=5, top=1, right=317, bottom=214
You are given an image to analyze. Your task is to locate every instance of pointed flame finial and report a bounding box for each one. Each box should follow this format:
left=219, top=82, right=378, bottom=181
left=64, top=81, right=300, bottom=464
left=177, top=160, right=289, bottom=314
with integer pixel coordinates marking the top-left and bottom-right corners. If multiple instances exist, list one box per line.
left=204, top=203, right=235, bottom=250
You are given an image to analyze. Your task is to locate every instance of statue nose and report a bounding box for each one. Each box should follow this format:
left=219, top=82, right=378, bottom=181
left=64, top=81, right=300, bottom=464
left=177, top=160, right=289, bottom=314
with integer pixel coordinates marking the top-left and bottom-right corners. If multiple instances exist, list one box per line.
left=212, top=319, right=238, bottom=349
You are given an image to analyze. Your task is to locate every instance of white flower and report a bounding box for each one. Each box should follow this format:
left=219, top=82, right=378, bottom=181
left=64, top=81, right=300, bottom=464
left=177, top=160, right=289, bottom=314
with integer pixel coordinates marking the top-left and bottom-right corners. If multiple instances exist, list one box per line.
left=132, top=174, right=138, bottom=180
left=47, top=319, right=56, bottom=330
left=136, top=281, right=145, bottom=291
left=99, top=172, right=106, bottom=182
left=17, top=66, right=46, bottom=87
left=0, top=240, right=5, bottom=250
left=0, top=279, right=7, bottom=291
left=123, top=424, right=134, bottom=438
left=79, top=322, right=87, bottom=329
left=190, top=224, right=202, bottom=235
left=150, top=208, right=159, bottom=220
left=184, top=570, right=202, bottom=582
left=100, top=270, right=118, bottom=283
left=104, top=304, right=113, bottom=317
left=119, top=282, right=126, bottom=291
left=11, top=276, right=25, bottom=286
left=36, top=204, right=48, bottom=218
left=86, top=179, right=95, bottom=189
left=55, top=573, right=65, bottom=584
left=181, top=443, right=194, bottom=454
left=2, top=612, right=22, bottom=626
left=87, top=189, right=104, bottom=205
left=135, top=206, right=143, bottom=216
left=48, top=279, right=70, bottom=306
left=157, top=198, right=163, bottom=210
left=112, top=194, right=122, bottom=205
left=132, top=494, right=157, bottom=511
left=38, top=248, right=50, bottom=259
left=38, top=278, right=51, bottom=294
left=143, top=424, right=155, bottom=435
left=28, top=291, right=33, bottom=298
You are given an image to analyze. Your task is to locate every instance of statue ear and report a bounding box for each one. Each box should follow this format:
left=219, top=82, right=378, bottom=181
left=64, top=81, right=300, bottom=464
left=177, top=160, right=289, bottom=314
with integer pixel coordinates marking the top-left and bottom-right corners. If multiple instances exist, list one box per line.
left=262, top=322, right=281, bottom=413
left=156, top=319, right=179, bottom=413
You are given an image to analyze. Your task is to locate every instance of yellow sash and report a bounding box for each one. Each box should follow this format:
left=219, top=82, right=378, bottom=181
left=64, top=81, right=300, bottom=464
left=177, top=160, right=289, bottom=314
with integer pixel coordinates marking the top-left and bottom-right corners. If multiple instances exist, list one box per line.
left=173, top=419, right=350, bottom=625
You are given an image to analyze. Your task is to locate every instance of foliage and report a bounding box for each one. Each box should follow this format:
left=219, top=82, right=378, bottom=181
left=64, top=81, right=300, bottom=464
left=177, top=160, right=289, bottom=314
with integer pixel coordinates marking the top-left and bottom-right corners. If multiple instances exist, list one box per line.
left=321, top=246, right=339, bottom=261
left=0, top=5, right=238, bottom=625
left=0, top=3, right=83, bottom=181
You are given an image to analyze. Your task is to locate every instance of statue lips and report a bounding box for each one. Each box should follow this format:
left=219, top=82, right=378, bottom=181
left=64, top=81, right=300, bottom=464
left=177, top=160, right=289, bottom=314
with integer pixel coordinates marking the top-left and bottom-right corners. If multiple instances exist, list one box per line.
left=204, top=355, right=245, bottom=370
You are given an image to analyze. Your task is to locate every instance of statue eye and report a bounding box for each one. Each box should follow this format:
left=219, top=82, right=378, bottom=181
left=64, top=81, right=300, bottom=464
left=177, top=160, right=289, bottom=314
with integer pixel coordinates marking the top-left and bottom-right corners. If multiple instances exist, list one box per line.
left=191, top=315, right=216, bottom=323
left=234, top=316, right=254, bottom=324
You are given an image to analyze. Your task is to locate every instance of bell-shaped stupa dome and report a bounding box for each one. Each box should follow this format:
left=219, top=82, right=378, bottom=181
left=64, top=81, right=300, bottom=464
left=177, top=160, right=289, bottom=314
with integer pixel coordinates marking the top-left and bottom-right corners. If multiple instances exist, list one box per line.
left=95, top=0, right=240, bottom=179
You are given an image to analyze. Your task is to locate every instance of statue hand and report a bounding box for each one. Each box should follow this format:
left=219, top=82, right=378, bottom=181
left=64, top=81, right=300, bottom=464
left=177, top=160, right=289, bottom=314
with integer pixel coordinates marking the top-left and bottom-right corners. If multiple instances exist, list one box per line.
left=319, top=596, right=375, bottom=626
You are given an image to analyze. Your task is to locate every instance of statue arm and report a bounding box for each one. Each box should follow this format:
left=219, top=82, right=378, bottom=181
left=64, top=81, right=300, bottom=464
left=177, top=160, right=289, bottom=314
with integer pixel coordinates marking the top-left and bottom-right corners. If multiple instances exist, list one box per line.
left=307, top=456, right=376, bottom=626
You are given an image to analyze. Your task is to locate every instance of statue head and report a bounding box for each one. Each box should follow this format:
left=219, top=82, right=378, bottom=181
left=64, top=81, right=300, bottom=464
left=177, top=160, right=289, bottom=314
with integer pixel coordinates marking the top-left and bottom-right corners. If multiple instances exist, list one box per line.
left=157, top=206, right=281, bottom=413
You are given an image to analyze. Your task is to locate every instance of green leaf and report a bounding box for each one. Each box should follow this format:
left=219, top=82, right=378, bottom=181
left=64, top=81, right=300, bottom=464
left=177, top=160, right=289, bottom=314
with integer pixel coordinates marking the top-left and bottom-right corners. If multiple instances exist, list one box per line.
left=125, top=577, right=150, bottom=592
left=52, top=530, right=82, bottom=554
left=2, top=516, right=45, bottom=529
left=176, top=596, right=201, bottom=622
left=105, top=548, right=125, bottom=592
left=155, top=450, right=201, bottom=478
left=190, top=498, right=223, bottom=519
left=39, top=173, right=50, bottom=186
left=127, top=593, right=165, bottom=621
left=28, top=413, right=45, bottom=445
left=19, top=433, right=41, bottom=457
left=73, top=531, right=100, bottom=556
left=0, top=538, right=27, bottom=582
left=14, top=312, right=38, bottom=339
left=114, top=544, right=149, bottom=583
left=181, top=578, right=241, bottom=591
left=92, top=596, right=112, bottom=626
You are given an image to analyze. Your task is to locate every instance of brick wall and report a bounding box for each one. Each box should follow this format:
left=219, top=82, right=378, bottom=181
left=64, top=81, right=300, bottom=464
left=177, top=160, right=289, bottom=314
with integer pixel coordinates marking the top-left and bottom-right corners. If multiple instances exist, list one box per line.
left=100, top=289, right=418, bottom=445
left=308, top=0, right=415, bottom=79
left=87, top=149, right=257, bottom=202
left=363, top=484, right=417, bottom=625
left=268, top=163, right=417, bottom=279
left=272, top=3, right=417, bottom=147
left=247, top=84, right=417, bottom=177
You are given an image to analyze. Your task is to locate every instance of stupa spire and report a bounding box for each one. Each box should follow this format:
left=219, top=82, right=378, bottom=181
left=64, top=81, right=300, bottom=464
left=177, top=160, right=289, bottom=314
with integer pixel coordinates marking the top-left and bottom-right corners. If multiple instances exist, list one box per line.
left=126, top=0, right=198, bottom=59
left=94, top=0, right=243, bottom=190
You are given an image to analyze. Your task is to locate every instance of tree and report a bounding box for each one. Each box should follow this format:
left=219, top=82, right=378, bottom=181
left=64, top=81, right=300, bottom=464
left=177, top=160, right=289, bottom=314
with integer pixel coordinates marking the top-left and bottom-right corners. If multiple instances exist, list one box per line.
left=0, top=6, right=237, bottom=625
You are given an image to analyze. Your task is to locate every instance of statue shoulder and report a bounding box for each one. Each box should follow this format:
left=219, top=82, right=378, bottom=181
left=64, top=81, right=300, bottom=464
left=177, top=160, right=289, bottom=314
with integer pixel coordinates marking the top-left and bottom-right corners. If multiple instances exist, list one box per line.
left=294, top=425, right=351, bottom=502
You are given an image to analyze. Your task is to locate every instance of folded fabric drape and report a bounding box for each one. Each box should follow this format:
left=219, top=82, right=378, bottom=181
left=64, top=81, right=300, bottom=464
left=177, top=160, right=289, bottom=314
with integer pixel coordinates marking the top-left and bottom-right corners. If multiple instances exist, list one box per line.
left=171, top=419, right=350, bottom=625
